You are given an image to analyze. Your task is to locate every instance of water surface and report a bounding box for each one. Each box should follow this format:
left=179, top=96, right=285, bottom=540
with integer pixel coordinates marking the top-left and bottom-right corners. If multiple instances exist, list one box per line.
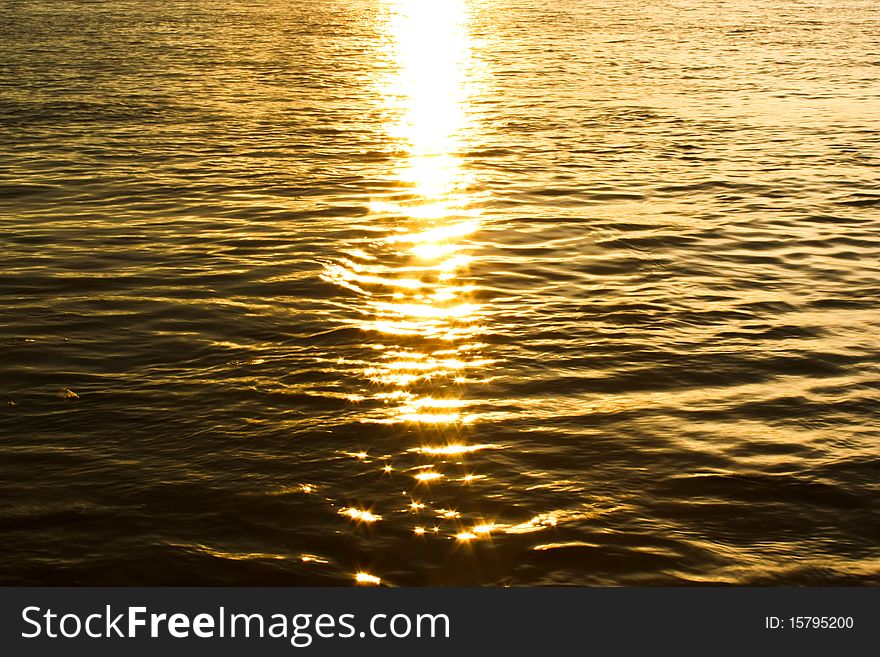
left=1, top=0, right=879, bottom=585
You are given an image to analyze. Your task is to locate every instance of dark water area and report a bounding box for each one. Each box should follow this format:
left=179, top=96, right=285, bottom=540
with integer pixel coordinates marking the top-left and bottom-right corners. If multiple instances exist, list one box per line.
left=1, top=0, right=879, bottom=585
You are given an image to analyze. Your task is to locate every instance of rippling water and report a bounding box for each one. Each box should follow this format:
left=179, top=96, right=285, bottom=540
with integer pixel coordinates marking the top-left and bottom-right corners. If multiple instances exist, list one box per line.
left=1, top=0, right=879, bottom=585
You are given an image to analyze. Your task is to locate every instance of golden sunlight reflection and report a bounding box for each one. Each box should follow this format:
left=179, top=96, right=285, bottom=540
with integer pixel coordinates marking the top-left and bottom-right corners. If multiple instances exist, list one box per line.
left=504, top=513, right=559, bottom=535
left=317, top=0, right=524, bottom=557
left=355, top=572, right=381, bottom=586
left=340, top=507, right=382, bottom=523
left=380, top=0, right=477, bottom=203
left=321, top=0, right=490, bottom=428
left=411, top=443, right=498, bottom=456
left=414, top=471, right=444, bottom=483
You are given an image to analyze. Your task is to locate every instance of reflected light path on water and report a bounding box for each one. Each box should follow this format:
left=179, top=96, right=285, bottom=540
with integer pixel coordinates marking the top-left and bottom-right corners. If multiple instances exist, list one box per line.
left=323, top=0, right=490, bottom=427
left=321, top=0, right=514, bottom=569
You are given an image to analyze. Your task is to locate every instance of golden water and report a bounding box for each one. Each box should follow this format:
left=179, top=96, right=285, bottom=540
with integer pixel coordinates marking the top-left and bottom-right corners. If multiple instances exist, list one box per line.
left=1, top=0, right=879, bottom=585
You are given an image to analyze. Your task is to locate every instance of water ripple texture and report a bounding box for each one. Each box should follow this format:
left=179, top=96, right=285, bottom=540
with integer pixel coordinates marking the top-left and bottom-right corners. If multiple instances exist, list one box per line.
left=1, top=0, right=879, bottom=585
